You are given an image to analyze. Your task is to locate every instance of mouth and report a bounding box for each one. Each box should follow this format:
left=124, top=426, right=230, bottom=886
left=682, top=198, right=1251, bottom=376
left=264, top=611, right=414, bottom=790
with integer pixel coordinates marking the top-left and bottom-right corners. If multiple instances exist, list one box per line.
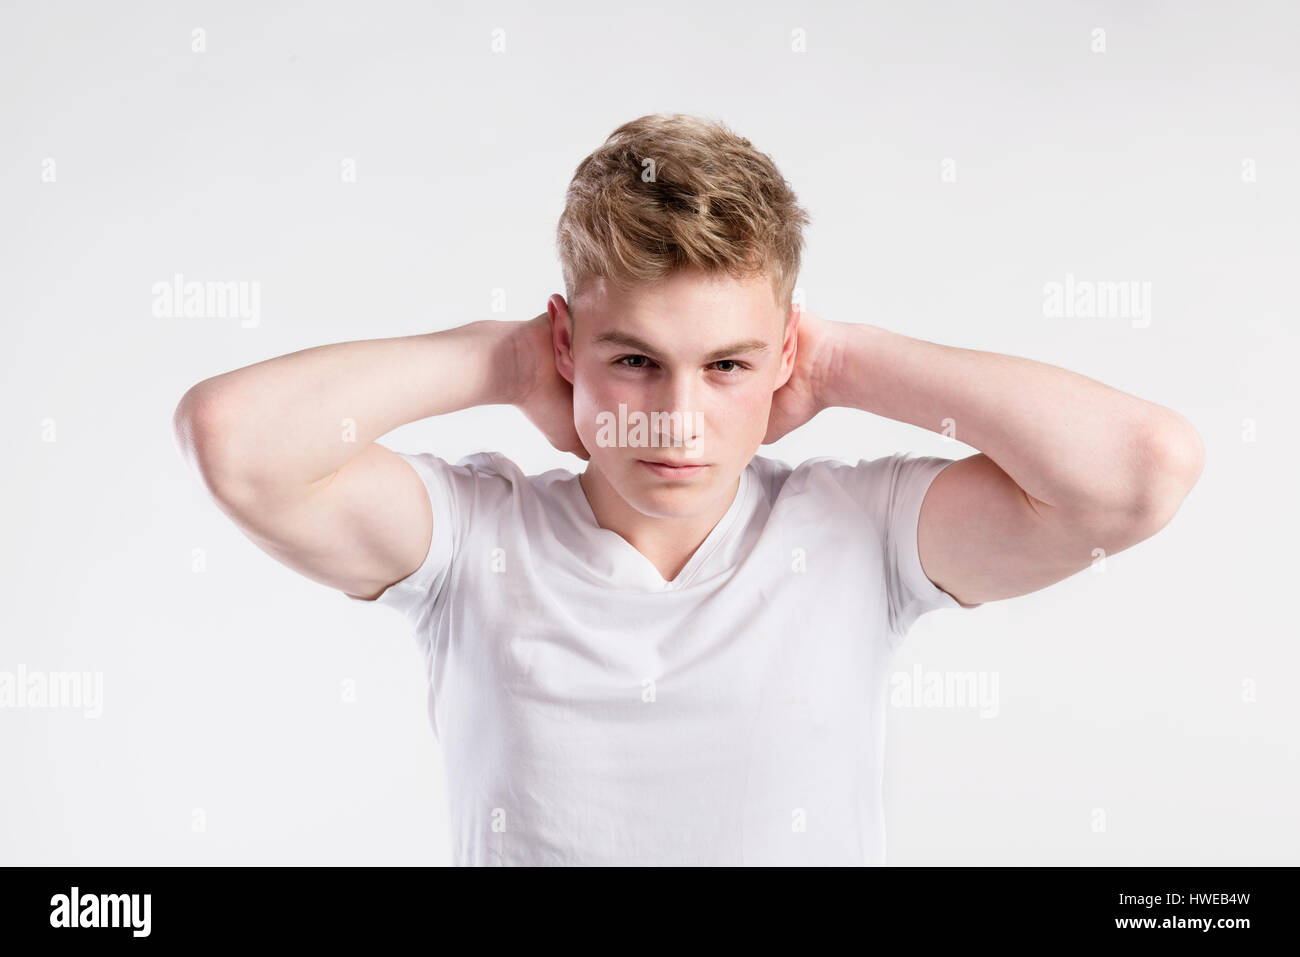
left=637, top=458, right=709, bottom=478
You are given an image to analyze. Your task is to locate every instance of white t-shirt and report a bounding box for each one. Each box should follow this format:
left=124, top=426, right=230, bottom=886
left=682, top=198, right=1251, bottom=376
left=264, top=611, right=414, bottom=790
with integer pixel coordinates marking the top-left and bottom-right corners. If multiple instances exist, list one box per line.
left=351, top=449, right=968, bottom=865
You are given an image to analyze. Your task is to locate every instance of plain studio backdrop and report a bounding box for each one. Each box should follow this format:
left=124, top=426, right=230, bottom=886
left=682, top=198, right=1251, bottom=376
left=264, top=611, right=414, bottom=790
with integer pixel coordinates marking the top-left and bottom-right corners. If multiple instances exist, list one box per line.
left=2, top=0, right=1297, bottom=866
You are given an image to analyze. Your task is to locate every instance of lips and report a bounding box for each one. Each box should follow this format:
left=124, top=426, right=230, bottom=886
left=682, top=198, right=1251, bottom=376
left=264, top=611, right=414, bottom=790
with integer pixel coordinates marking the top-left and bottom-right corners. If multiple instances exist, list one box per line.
left=639, top=458, right=705, bottom=468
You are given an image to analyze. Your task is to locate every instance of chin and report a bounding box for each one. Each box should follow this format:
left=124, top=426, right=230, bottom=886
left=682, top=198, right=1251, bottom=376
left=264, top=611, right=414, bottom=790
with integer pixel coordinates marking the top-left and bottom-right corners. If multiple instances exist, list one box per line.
left=620, top=459, right=725, bottom=514
left=626, top=489, right=708, bottom=520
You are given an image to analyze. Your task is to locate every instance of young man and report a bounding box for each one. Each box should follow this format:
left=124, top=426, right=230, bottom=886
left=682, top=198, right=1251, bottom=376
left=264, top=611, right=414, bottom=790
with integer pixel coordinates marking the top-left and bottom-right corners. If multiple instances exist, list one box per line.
left=172, top=114, right=1204, bottom=866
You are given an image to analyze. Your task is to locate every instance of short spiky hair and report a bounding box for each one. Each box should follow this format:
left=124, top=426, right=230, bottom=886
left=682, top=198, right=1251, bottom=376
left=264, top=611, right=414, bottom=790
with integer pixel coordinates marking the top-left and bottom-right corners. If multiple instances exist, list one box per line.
left=556, top=113, right=810, bottom=315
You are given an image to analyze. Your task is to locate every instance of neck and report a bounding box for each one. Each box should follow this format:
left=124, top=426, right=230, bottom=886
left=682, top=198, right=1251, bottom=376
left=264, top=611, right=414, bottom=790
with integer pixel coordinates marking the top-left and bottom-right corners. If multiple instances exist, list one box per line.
left=578, top=464, right=742, bottom=582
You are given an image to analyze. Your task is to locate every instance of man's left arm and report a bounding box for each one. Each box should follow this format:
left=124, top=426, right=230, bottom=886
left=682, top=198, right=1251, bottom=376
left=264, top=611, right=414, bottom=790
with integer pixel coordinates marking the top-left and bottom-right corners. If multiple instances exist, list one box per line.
left=810, top=317, right=1205, bottom=607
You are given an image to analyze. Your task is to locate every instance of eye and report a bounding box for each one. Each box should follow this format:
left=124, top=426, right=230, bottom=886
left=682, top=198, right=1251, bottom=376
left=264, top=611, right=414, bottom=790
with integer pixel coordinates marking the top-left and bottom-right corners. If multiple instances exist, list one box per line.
left=711, top=359, right=754, bottom=375
left=615, top=355, right=655, bottom=369
left=613, top=355, right=750, bottom=374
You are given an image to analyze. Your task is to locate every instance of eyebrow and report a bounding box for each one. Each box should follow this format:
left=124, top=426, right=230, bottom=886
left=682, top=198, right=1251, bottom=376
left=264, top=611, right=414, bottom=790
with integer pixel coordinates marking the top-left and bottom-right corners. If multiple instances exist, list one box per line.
left=592, top=331, right=771, bottom=363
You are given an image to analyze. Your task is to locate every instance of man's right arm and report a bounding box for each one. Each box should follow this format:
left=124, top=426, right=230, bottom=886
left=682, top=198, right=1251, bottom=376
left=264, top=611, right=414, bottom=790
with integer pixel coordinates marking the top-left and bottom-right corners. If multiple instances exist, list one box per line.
left=172, top=321, right=531, bottom=601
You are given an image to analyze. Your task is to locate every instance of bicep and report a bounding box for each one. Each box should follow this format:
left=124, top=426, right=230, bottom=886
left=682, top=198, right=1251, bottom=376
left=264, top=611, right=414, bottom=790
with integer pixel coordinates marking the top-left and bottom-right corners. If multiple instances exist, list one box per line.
left=916, top=453, right=1146, bottom=606
left=210, top=442, right=435, bottom=601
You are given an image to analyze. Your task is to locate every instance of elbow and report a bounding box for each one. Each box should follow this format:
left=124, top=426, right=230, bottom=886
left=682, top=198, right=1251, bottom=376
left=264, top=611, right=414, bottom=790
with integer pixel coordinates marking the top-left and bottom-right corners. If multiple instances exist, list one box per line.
left=1124, top=409, right=1205, bottom=537
left=172, top=381, right=250, bottom=501
left=172, top=381, right=218, bottom=470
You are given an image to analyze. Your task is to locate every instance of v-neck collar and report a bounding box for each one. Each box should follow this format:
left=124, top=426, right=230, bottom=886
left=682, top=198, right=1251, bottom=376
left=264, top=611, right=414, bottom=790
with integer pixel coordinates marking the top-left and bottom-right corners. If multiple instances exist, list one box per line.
left=564, top=463, right=755, bottom=592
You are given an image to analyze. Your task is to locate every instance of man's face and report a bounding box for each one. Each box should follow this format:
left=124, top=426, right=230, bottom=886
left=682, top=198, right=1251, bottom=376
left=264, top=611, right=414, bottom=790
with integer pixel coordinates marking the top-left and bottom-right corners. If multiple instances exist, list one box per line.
left=553, top=268, right=796, bottom=519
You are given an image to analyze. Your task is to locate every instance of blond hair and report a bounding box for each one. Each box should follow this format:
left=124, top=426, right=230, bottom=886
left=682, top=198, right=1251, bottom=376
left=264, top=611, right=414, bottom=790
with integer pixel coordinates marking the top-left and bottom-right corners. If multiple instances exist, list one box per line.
left=556, top=113, right=810, bottom=317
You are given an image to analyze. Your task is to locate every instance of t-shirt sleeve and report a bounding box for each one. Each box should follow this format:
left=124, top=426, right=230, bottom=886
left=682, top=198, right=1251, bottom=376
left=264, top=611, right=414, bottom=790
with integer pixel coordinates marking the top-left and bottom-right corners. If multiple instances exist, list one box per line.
left=344, top=450, right=465, bottom=627
left=825, top=453, right=973, bottom=650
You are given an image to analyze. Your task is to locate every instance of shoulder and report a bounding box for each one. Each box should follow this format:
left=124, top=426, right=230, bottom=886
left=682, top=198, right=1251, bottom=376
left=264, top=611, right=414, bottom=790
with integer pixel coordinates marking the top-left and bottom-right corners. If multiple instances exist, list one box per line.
left=745, top=450, right=887, bottom=496
left=748, top=450, right=958, bottom=512
left=464, top=451, right=579, bottom=493
left=399, top=449, right=541, bottom=482
left=399, top=449, right=576, bottom=508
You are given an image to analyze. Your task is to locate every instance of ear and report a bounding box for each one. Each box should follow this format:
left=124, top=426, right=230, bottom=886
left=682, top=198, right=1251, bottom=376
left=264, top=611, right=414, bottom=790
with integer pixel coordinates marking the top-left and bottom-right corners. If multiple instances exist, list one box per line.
left=776, top=302, right=800, bottom=390
left=549, top=294, right=577, bottom=385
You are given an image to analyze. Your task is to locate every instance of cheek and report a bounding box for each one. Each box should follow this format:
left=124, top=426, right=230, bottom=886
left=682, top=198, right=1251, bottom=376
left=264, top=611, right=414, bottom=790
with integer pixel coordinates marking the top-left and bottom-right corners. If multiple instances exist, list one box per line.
left=571, top=370, right=637, bottom=437
left=703, top=383, right=771, bottom=434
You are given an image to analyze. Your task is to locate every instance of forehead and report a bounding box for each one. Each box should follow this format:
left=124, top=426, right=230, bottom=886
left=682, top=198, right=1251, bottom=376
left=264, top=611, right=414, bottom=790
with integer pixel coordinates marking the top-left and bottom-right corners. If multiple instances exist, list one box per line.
left=574, top=269, right=782, bottom=344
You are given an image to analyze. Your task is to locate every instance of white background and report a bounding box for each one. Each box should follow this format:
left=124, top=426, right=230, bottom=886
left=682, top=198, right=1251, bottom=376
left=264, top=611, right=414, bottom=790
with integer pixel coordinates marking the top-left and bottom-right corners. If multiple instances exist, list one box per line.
left=2, top=0, right=1296, bottom=865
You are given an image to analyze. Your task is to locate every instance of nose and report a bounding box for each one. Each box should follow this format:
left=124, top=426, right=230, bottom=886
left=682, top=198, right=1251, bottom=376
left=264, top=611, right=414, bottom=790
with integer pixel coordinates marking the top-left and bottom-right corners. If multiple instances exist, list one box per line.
left=651, top=373, right=702, bottom=451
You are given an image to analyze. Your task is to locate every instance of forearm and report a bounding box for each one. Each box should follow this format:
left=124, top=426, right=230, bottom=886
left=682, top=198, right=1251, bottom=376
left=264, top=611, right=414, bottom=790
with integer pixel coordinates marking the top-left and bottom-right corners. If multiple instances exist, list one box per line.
left=174, top=320, right=522, bottom=492
left=817, top=322, right=1203, bottom=512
